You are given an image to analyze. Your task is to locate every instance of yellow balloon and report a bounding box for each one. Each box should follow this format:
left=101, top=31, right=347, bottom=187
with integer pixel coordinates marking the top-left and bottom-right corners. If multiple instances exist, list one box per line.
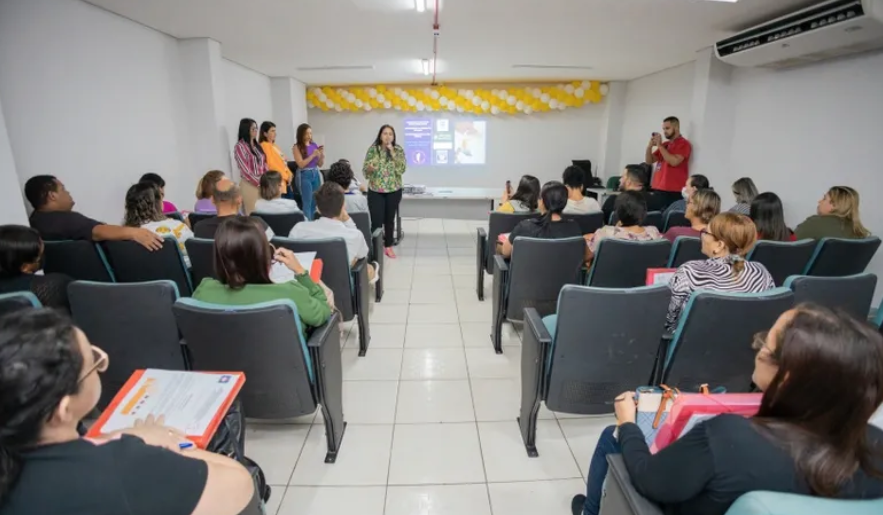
left=377, top=85, right=387, bottom=93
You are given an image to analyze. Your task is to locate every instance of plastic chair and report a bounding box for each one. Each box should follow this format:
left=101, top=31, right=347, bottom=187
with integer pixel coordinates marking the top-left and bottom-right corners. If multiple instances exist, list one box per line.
left=0, top=291, right=41, bottom=318
left=784, top=273, right=877, bottom=321
left=101, top=236, right=193, bottom=296
left=43, top=240, right=115, bottom=282
left=803, top=237, right=881, bottom=277
left=588, top=239, right=672, bottom=288
left=251, top=211, right=305, bottom=236
left=746, top=239, right=816, bottom=286
left=350, top=211, right=383, bottom=302
left=475, top=212, right=536, bottom=301
left=663, top=211, right=690, bottom=232
left=667, top=237, right=704, bottom=268
left=187, top=212, right=215, bottom=228
left=184, top=238, right=216, bottom=287
left=563, top=212, right=605, bottom=235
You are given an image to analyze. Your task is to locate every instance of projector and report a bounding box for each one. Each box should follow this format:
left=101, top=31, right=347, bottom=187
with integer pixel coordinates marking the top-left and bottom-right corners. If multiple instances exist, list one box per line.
left=404, top=184, right=426, bottom=194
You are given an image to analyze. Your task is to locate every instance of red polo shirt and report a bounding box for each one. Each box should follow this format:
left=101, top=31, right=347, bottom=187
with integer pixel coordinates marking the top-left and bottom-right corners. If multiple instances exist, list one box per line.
left=651, top=136, right=692, bottom=192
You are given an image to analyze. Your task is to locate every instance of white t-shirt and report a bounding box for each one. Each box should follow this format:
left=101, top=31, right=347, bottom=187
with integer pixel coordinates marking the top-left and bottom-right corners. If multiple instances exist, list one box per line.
left=563, top=196, right=602, bottom=214
left=288, top=217, right=368, bottom=265
left=254, top=198, right=302, bottom=214
left=343, top=193, right=369, bottom=214
left=141, top=219, right=194, bottom=267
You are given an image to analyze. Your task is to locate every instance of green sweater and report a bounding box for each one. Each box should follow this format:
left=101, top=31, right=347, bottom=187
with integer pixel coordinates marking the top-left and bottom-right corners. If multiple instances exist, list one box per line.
left=192, top=276, right=331, bottom=328
left=794, top=215, right=865, bottom=240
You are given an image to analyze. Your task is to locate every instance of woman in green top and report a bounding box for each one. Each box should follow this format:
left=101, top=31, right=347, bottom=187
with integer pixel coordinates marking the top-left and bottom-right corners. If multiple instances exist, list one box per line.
left=362, top=124, right=406, bottom=258
left=794, top=186, right=871, bottom=240
left=192, top=217, right=331, bottom=328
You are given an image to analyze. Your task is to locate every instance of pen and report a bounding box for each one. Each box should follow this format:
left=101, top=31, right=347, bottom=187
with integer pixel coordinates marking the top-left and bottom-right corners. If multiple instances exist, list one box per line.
left=179, top=442, right=194, bottom=450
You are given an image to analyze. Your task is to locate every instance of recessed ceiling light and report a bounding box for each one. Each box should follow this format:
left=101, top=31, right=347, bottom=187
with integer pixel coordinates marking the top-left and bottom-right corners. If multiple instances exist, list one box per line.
left=421, top=58, right=435, bottom=76
left=415, top=0, right=426, bottom=12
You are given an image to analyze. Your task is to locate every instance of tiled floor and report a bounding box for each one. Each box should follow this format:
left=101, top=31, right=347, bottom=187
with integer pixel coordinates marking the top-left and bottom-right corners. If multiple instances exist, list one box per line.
left=248, top=218, right=615, bottom=515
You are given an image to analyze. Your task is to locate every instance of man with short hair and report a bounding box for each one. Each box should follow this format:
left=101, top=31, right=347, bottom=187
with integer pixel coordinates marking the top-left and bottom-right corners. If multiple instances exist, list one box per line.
left=288, top=182, right=378, bottom=284
left=326, top=160, right=369, bottom=215
left=601, top=165, right=666, bottom=223
left=562, top=165, right=601, bottom=214
left=192, top=178, right=274, bottom=239
left=24, top=175, right=163, bottom=250
left=645, top=116, right=693, bottom=208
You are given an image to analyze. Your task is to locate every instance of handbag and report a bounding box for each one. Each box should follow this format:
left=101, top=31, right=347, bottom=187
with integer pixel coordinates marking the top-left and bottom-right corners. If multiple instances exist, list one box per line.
left=633, top=384, right=680, bottom=447
left=207, top=398, right=272, bottom=504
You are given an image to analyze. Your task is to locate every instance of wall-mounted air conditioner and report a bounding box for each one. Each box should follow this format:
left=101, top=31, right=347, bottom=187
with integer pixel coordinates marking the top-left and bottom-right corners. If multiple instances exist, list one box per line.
left=715, top=0, right=883, bottom=68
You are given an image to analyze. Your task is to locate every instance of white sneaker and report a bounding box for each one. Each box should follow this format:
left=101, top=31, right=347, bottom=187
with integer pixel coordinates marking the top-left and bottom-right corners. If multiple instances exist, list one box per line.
left=369, top=261, right=380, bottom=286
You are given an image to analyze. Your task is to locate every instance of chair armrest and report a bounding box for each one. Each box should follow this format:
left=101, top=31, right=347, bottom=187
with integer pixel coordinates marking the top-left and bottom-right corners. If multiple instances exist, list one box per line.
left=307, top=312, right=342, bottom=348
left=477, top=227, right=488, bottom=240
left=477, top=227, right=488, bottom=269
left=602, top=455, right=665, bottom=515
left=524, top=307, right=552, bottom=344
left=492, top=254, right=509, bottom=273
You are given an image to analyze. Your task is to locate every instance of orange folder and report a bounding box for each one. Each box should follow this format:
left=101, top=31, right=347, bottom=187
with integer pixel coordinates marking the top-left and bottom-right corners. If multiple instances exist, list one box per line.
left=310, top=258, right=323, bottom=282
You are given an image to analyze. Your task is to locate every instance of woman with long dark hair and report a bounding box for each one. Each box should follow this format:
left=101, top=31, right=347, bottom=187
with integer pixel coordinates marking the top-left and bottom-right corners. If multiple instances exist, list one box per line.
left=362, top=124, right=406, bottom=258
left=497, top=174, right=540, bottom=213
left=124, top=182, right=194, bottom=266
left=232, top=118, right=267, bottom=214
left=258, top=121, right=295, bottom=200
left=750, top=192, right=795, bottom=241
left=0, top=225, right=72, bottom=313
left=291, top=123, right=324, bottom=220
left=499, top=181, right=581, bottom=258
left=572, top=304, right=883, bottom=515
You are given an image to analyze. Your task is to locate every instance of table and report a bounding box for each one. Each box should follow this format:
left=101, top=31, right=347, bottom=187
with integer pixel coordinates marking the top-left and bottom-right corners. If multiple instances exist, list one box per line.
left=399, top=187, right=498, bottom=220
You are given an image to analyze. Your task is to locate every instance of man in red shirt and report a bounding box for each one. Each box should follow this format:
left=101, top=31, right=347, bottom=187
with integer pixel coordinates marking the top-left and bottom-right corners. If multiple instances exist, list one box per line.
left=645, top=116, right=692, bottom=208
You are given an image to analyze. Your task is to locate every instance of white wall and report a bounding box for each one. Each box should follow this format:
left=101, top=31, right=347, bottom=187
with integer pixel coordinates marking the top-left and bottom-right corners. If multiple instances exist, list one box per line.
left=0, top=98, right=27, bottom=225
left=309, top=106, right=607, bottom=189
left=223, top=59, right=274, bottom=156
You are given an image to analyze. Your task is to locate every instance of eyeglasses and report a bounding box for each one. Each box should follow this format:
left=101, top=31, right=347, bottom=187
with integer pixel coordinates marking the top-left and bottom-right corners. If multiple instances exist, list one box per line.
left=751, top=331, right=777, bottom=363
left=78, top=346, right=109, bottom=384
left=699, top=228, right=717, bottom=240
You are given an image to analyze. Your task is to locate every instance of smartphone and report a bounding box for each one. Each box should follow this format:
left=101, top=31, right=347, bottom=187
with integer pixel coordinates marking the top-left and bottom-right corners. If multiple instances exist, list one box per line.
left=505, top=180, right=512, bottom=193
left=652, top=132, right=660, bottom=138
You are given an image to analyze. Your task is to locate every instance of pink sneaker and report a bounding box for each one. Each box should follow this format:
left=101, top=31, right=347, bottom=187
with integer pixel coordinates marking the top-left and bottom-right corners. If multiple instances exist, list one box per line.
left=384, top=247, right=397, bottom=259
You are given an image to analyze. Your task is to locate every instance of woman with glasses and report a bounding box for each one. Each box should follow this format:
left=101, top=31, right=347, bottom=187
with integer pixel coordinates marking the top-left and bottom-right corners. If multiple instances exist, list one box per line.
left=0, top=309, right=256, bottom=514
left=571, top=304, right=883, bottom=515
left=191, top=216, right=331, bottom=329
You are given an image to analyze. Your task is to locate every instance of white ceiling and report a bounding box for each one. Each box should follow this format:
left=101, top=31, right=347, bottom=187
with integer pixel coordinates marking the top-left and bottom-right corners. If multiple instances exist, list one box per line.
left=84, top=0, right=819, bottom=84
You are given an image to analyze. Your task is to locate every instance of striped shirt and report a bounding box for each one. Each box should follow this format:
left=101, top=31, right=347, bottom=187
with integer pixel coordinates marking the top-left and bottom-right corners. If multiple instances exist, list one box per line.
left=666, top=255, right=775, bottom=330
left=728, top=203, right=751, bottom=216
left=233, top=140, right=268, bottom=187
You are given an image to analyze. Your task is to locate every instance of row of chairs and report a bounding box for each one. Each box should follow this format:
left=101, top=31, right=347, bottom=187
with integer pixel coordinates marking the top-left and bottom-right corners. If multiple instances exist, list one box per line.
left=0, top=281, right=348, bottom=463
left=175, top=211, right=306, bottom=238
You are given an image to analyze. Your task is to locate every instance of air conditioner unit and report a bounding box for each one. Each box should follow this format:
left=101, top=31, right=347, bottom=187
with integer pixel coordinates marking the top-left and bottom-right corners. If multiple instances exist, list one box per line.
left=715, top=0, right=883, bottom=68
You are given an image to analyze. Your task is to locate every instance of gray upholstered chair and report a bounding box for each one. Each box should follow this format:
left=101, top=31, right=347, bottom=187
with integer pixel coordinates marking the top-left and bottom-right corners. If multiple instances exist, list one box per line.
left=663, top=211, right=690, bottom=232
left=251, top=211, right=305, bottom=236
left=746, top=239, right=816, bottom=286
left=173, top=299, right=346, bottom=463
left=0, top=291, right=41, bottom=318
left=588, top=239, right=672, bottom=288
left=184, top=238, right=216, bottom=287
left=43, top=240, right=115, bottom=282
left=610, top=211, right=664, bottom=232
left=784, top=273, right=877, bottom=320
left=350, top=211, right=383, bottom=302
left=519, top=284, right=670, bottom=456
left=491, top=236, right=585, bottom=354
left=563, top=212, right=605, bottom=235
left=475, top=212, right=536, bottom=301
left=667, top=237, right=704, bottom=268
left=102, top=236, right=193, bottom=296
left=803, top=236, right=881, bottom=277
left=187, top=212, right=215, bottom=228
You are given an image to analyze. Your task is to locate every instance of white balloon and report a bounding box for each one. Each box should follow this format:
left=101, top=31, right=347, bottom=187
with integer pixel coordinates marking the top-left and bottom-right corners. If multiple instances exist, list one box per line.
left=394, top=104, right=402, bottom=110
left=447, top=102, right=456, bottom=111
left=376, top=93, right=386, bottom=103
left=581, top=80, right=592, bottom=90
left=384, top=100, right=392, bottom=109
left=355, top=99, right=364, bottom=108
left=481, top=100, right=490, bottom=111
left=393, top=87, right=402, bottom=95
left=456, top=106, right=464, bottom=113
left=499, top=89, right=508, bottom=99
left=507, top=95, right=516, bottom=106
left=367, top=88, right=377, bottom=98
left=524, top=106, right=533, bottom=114
left=549, top=99, right=559, bottom=109
left=407, top=97, right=416, bottom=107
left=541, top=93, right=551, bottom=103
left=600, top=84, right=610, bottom=95
left=423, top=88, right=432, bottom=95
left=439, top=96, right=448, bottom=105
left=335, top=106, right=342, bottom=112
left=465, top=90, right=474, bottom=98
left=400, top=90, right=409, bottom=99
left=317, top=92, right=327, bottom=102
left=311, top=87, right=321, bottom=95
left=472, top=96, right=481, bottom=106
left=491, top=106, right=501, bottom=114
left=416, top=101, right=425, bottom=110
left=365, top=104, right=372, bottom=111
left=491, top=89, right=500, bottom=97
left=516, top=100, right=525, bottom=110
left=574, top=88, right=585, bottom=98
left=430, top=90, right=440, bottom=99
left=326, top=99, right=334, bottom=108
left=307, top=100, right=315, bottom=108
left=346, top=93, right=356, bottom=103
left=533, top=88, right=542, bottom=98
left=565, top=84, right=575, bottom=94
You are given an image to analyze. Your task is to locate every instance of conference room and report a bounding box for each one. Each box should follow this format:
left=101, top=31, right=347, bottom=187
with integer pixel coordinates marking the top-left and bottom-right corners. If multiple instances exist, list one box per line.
left=1, top=0, right=883, bottom=514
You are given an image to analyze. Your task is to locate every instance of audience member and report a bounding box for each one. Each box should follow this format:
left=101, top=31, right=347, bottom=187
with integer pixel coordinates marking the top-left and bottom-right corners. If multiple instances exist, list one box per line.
left=0, top=309, right=256, bottom=515
left=192, top=178, right=274, bottom=240
left=562, top=166, right=601, bottom=214
left=293, top=123, right=325, bottom=221
left=288, top=183, right=378, bottom=284
left=795, top=186, right=871, bottom=240
left=253, top=172, right=301, bottom=214
left=665, top=213, right=774, bottom=330
left=498, top=175, right=540, bottom=214
left=0, top=225, right=72, bottom=313
left=572, top=304, right=883, bottom=515
left=258, top=121, right=294, bottom=199
left=326, top=160, right=369, bottom=215
left=24, top=175, right=162, bottom=251
left=751, top=192, right=796, bottom=242
left=663, top=189, right=720, bottom=243
left=500, top=181, right=581, bottom=258
left=601, top=165, right=665, bottom=223
left=194, top=170, right=225, bottom=213
left=192, top=217, right=331, bottom=329
left=663, top=174, right=709, bottom=218
left=728, top=177, right=758, bottom=215
left=123, top=182, right=194, bottom=267
left=336, top=158, right=365, bottom=193
left=586, top=191, right=663, bottom=264
left=232, top=118, right=268, bottom=214
left=139, top=173, right=178, bottom=214
left=646, top=116, right=692, bottom=207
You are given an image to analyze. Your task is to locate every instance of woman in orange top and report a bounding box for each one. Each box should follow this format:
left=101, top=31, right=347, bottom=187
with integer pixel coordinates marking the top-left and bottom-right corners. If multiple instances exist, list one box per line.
left=259, top=121, right=295, bottom=198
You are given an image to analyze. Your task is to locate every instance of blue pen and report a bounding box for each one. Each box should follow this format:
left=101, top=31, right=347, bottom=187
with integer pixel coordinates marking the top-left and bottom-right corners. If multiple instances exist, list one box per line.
left=179, top=442, right=194, bottom=450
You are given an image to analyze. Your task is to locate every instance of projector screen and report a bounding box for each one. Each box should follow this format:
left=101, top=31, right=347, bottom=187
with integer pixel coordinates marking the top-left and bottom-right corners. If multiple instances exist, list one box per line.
left=403, top=118, right=487, bottom=166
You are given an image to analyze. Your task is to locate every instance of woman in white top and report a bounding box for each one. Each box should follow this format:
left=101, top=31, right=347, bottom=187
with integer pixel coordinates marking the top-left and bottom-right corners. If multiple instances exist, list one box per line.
left=254, top=171, right=302, bottom=214
left=124, top=182, right=194, bottom=267
left=562, top=165, right=601, bottom=214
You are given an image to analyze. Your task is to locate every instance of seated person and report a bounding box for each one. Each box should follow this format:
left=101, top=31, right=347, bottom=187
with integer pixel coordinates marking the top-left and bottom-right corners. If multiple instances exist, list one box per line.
left=193, top=170, right=225, bottom=213
left=751, top=192, right=796, bottom=242
left=253, top=171, right=301, bottom=214
left=497, top=175, right=540, bottom=213
left=562, top=165, right=601, bottom=214
left=0, top=309, right=256, bottom=515
left=663, top=189, right=720, bottom=243
left=795, top=186, right=871, bottom=240
left=585, top=191, right=664, bottom=264
left=663, top=174, right=709, bottom=218
left=139, top=172, right=178, bottom=214
left=500, top=181, right=581, bottom=258
left=123, top=182, right=194, bottom=267
left=665, top=213, right=775, bottom=330
left=192, top=178, right=274, bottom=240
left=572, top=305, right=883, bottom=515
left=326, top=160, right=369, bottom=215
left=601, top=165, right=666, bottom=223
left=728, top=177, right=758, bottom=215
left=192, top=217, right=331, bottom=329
left=0, top=225, right=73, bottom=313
left=24, top=175, right=162, bottom=250
left=288, top=183, right=379, bottom=285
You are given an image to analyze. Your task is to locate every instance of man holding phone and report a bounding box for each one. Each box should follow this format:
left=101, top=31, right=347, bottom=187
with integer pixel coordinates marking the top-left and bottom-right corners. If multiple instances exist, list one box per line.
left=645, top=116, right=692, bottom=208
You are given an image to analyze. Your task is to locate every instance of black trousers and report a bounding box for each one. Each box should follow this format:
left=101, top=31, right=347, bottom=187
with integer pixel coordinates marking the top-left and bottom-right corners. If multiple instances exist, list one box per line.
left=653, top=190, right=682, bottom=210
left=368, top=189, right=403, bottom=247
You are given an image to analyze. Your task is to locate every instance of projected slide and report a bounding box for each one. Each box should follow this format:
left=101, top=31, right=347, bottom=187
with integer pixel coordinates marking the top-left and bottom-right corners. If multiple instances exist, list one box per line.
left=404, top=118, right=487, bottom=166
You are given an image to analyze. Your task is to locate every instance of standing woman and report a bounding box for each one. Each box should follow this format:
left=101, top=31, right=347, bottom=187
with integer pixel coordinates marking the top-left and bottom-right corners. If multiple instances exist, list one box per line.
left=258, top=121, right=295, bottom=200
left=232, top=118, right=267, bottom=214
left=363, top=124, right=406, bottom=258
left=291, top=123, right=324, bottom=220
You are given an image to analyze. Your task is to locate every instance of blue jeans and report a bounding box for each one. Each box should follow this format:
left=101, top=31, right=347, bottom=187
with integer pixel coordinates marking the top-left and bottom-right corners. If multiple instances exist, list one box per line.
left=584, top=425, right=621, bottom=515
left=298, top=168, right=322, bottom=220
